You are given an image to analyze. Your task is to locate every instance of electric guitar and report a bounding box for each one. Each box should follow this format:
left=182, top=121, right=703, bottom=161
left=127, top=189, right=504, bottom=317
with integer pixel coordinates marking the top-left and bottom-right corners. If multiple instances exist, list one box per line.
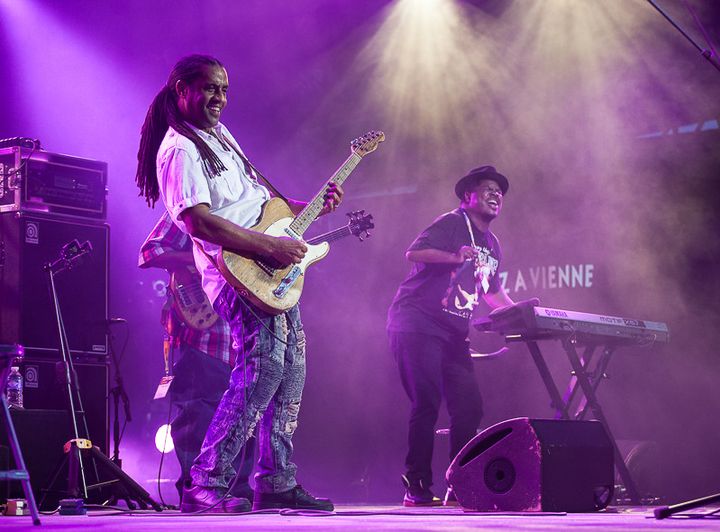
left=169, top=267, right=219, bottom=331
left=217, top=131, right=384, bottom=315
left=171, top=211, right=375, bottom=328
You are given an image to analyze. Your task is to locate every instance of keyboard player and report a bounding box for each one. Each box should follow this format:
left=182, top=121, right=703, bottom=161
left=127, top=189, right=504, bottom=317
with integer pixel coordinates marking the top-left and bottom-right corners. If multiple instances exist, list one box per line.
left=386, top=166, right=518, bottom=506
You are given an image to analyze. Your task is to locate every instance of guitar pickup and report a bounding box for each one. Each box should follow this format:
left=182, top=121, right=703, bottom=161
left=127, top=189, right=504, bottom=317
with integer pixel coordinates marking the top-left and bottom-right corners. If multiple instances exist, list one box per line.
left=273, top=266, right=302, bottom=298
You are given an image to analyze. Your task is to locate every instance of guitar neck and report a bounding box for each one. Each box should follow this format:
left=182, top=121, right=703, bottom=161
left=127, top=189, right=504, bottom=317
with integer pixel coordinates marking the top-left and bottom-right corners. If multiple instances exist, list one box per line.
left=306, top=225, right=353, bottom=245
left=288, top=152, right=362, bottom=236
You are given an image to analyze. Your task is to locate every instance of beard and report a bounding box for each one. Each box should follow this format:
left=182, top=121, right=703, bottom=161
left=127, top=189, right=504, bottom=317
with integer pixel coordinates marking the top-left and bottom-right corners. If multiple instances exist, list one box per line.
left=480, top=210, right=498, bottom=223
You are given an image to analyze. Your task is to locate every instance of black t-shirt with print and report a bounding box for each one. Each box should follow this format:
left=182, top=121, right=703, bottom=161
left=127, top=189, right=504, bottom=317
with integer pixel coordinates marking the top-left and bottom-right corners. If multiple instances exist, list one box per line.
left=387, top=208, right=502, bottom=339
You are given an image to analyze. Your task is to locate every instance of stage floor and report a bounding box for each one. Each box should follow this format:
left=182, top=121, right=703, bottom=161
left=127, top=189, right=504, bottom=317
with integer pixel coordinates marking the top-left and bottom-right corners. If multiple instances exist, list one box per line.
left=2, top=504, right=718, bottom=531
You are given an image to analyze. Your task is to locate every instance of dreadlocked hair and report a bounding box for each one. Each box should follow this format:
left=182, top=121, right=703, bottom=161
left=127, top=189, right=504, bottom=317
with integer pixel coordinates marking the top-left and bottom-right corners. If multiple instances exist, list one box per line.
left=136, top=54, right=228, bottom=207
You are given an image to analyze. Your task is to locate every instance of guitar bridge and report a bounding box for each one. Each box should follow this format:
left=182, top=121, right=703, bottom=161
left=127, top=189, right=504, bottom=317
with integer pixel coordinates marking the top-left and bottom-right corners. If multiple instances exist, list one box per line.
left=273, top=265, right=302, bottom=298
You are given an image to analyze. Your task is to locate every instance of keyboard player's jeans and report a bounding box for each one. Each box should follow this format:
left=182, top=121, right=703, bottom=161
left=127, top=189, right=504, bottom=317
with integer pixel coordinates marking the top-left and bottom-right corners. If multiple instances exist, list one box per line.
left=389, top=331, right=483, bottom=489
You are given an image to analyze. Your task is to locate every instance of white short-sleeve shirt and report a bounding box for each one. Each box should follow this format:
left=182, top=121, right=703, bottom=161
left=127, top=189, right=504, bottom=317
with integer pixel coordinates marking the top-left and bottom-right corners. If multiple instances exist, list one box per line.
left=157, top=123, right=271, bottom=304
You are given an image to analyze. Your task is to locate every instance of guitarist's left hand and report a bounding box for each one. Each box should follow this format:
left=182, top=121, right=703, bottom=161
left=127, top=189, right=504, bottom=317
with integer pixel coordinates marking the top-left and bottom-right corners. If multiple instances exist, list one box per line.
left=319, top=182, right=344, bottom=216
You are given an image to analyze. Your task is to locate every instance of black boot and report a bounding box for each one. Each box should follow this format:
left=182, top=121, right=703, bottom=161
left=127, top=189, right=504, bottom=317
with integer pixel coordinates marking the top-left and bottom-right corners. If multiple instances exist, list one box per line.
left=180, top=485, right=252, bottom=513
left=402, top=475, right=442, bottom=507
left=253, top=485, right=334, bottom=511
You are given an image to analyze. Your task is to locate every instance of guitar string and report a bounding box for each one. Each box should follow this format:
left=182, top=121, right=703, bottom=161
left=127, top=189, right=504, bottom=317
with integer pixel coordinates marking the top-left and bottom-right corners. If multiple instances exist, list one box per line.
left=289, top=153, right=362, bottom=236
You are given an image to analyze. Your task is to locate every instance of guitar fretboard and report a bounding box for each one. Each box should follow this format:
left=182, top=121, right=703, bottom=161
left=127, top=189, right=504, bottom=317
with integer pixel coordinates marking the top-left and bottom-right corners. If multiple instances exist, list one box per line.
left=288, top=152, right=362, bottom=236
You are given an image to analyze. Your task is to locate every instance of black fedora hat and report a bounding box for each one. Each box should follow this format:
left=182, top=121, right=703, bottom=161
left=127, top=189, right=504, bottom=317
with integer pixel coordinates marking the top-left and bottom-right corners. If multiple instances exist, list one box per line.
left=454, top=166, right=509, bottom=199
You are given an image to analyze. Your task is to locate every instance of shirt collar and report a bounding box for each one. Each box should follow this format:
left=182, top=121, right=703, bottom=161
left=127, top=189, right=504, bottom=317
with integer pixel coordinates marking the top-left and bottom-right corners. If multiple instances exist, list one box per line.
left=184, top=121, right=224, bottom=141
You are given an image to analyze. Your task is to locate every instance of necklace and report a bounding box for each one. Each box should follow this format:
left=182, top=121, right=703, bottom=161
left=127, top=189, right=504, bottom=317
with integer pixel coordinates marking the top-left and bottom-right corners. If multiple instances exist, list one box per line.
left=461, top=210, right=490, bottom=294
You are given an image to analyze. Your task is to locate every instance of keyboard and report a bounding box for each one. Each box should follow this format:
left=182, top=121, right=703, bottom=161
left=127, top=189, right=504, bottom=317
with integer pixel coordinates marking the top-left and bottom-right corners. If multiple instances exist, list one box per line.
left=473, top=302, right=669, bottom=344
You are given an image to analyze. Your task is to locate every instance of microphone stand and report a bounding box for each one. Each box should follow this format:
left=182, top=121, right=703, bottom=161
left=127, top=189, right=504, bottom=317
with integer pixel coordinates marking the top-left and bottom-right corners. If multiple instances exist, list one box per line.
left=643, top=1, right=719, bottom=518
left=645, top=0, right=720, bottom=74
left=43, top=240, right=95, bottom=501
left=107, top=319, right=131, bottom=468
left=41, top=241, right=162, bottom=511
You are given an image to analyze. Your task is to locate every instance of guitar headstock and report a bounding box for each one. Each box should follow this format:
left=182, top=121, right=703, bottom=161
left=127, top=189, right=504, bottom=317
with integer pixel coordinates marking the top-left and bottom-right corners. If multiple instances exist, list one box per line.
left=351, top=131, right=385, bottom=157
left=346, top=210, right=374, bottom=241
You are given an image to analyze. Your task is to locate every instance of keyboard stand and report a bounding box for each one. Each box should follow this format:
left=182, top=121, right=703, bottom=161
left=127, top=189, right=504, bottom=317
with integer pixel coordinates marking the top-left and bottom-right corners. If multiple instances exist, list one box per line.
left=509, top=336, right=641, bottom=505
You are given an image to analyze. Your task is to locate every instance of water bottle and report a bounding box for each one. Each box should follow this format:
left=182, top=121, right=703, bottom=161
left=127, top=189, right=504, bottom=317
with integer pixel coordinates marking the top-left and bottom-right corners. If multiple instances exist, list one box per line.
left=6, top=366, right=23, bottom=408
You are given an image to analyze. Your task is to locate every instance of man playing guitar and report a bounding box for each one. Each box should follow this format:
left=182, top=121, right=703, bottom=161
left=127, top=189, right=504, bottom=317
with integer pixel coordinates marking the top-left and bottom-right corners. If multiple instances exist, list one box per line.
left=135, top=54, right=341, bottom=513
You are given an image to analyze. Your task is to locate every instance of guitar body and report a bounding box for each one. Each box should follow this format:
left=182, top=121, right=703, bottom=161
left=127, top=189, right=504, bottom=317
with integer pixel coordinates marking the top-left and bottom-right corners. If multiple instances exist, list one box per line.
left=169, top=268, right=219, bottom=330
left=218, top=198, right=330, bottom=315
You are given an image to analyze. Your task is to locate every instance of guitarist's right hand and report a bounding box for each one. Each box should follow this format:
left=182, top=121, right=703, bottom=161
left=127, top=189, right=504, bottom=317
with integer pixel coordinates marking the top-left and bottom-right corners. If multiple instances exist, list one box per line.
left=266, top=236, right=307, bottom=266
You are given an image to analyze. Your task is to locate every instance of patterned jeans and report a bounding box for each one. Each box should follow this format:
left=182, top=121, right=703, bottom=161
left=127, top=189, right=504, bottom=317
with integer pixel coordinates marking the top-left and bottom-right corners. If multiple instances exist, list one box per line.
left=190, top=284, right=306, bottom=494
left=169, top=344, right=255, bottom=497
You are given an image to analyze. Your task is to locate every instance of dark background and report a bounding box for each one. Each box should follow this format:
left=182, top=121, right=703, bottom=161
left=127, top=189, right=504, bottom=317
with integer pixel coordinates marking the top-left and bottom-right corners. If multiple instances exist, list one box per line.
left=1, top=0, right=718, bottom=504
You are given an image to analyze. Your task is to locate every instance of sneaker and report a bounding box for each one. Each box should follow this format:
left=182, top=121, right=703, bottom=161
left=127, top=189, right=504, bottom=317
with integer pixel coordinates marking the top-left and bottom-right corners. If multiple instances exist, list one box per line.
left=402, top=475, right=442, bottom=507
left=253, top=485, right=334, bottom=511
left=180, top=485, right=252, bottom=513
left=443, top=487, right=458, bottom=507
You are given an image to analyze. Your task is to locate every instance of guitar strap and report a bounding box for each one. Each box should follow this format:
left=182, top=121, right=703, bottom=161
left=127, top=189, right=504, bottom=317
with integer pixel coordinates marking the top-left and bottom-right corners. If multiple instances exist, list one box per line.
left=221, top=134, right=289, bottom=203
left=182, top=133, right=284, bottom=267
left=461, top=209, right=490, bottom=294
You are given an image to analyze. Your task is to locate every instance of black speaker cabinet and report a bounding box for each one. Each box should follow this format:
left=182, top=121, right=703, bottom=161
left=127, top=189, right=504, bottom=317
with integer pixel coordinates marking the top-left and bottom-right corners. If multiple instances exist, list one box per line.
left=446, top=418, right=614, bottom=512
left=17, top=358, right=109, bottom=455
left=0, top=212, right=109, bottom=357
left=0, top=409, right=72, bottom=508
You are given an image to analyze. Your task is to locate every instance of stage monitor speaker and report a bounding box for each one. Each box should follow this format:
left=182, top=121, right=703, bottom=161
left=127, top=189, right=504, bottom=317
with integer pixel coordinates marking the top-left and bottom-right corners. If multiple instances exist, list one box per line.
left=0, top=212, right=109, bottom=357
left=446, top=417, right=614, bottom=512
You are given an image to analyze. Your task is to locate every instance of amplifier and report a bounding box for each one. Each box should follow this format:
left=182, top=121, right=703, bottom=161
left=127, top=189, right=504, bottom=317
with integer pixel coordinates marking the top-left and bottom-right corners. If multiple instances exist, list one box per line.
left=18, top=358, right=110, bottom=455
left=0, top=409, right=72, bottom=507
left=0, top=212, right=109, bottom=357
left=0, top=147, right=107, bottom=220
left=0, top=358, right=109, bottom=508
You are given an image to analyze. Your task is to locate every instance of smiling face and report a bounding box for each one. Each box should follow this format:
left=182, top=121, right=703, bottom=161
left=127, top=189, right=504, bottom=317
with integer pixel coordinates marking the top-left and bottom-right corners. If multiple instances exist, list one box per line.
left=176, top=64, right=228, bottom=131
left=462, top=178, right=504, bottom=222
